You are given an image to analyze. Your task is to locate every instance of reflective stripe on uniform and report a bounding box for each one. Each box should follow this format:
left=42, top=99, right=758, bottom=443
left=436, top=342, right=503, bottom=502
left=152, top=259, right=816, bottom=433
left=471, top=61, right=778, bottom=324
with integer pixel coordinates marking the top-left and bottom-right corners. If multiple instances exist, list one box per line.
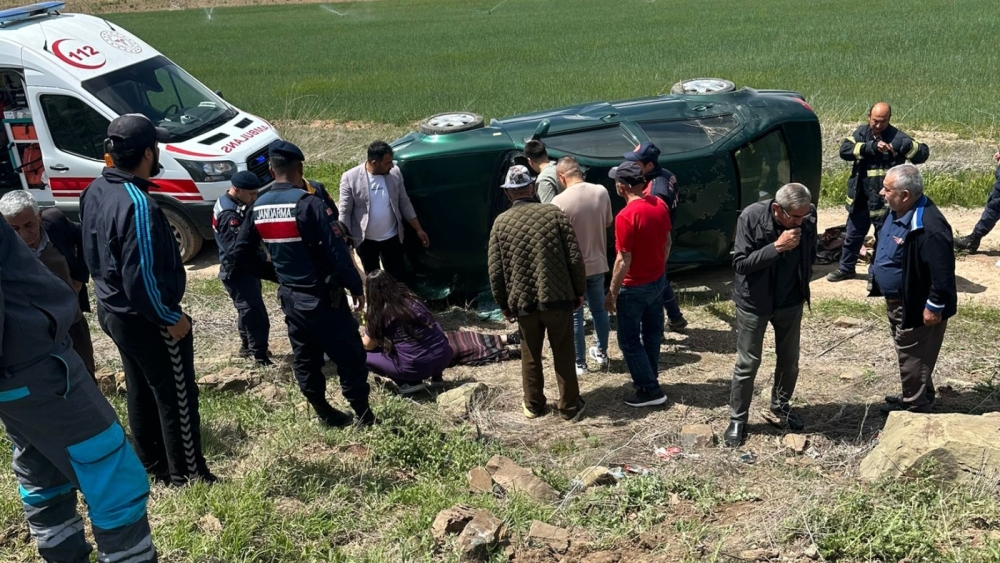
left=867, top=169, right=887, bottom=177
left=19, top=482, right=73, bottom=506
left=98, top=533, right=156, bottom=563
left=28, top=514, right=85, bottom=548
left=853, top=142, right=864, bottom=158
left=254, top=203, right=302, bottom=243
left=906, top=141, right=922, bottom=159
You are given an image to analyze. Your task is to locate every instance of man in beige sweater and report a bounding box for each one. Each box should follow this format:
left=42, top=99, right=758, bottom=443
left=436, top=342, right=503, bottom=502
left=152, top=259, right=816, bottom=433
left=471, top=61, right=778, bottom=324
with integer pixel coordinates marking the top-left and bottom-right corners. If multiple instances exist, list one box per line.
left=488, top=165, right=587, bottom=422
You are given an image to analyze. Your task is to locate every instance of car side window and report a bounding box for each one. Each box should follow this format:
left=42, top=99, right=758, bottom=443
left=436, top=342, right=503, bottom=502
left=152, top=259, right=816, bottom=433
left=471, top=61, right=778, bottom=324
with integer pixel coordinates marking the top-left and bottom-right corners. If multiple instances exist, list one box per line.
left=733, top=129, right=791, bottom=204
left=40, top=95, right=110, bottom=162
left=542, top=125, right=637, bottom=158
left=639, top=115, right=739, bottom=156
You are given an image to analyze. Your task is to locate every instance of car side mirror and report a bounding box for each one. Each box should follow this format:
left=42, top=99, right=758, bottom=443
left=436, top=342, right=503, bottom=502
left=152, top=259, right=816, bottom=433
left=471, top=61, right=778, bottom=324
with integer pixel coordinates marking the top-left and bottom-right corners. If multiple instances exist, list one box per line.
left=530, top=119, right=550, bottom=140
left=215, top=90, right=224, bottom=100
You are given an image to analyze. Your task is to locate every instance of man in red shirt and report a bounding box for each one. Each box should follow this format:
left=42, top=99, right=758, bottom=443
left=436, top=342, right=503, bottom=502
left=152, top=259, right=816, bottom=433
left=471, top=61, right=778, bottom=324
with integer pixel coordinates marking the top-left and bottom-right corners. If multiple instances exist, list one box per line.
left=605, top=162, right=672, bottom=407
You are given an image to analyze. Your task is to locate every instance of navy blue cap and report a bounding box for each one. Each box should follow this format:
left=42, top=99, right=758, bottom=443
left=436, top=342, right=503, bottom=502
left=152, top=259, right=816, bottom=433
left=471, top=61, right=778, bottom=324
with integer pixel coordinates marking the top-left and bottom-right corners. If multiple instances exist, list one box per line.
left=608, top=161, right=645, bottom=186
left=623, top=142, right=661, bottom=164
left=231, top=170, right=261, bottom=190
left=268, top=139, right=305, bottom=161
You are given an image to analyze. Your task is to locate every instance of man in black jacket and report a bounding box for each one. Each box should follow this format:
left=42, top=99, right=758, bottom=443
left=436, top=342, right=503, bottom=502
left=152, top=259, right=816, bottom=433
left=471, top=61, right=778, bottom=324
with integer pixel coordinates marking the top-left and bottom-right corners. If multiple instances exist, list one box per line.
left=868, top=164, right=956, bottom=414
left=80, top=114, right=214, bottom=485
left=828, top=103, right=929, bottom=282
left=954, top=151, right=1000, bottom=252
left=725, top=183, right=817, bottom=448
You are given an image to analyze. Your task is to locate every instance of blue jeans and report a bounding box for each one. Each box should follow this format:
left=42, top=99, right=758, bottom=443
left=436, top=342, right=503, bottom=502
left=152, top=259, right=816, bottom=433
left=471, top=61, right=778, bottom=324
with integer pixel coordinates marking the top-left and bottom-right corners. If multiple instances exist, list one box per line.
left=574, top=273, right=611, bottom=364
left=663, top=273, right=683, bottom=321
left=615, top=276, right=665, bottom=392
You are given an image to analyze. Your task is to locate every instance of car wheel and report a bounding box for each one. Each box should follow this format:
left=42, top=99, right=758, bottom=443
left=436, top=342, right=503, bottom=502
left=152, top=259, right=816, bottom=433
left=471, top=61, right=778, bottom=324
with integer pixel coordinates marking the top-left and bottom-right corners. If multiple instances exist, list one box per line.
left=418, top=112, right=485, bottom=134
left=670, top=78, right=736, bottom=95
left=162, top=206, right=203, bottom=263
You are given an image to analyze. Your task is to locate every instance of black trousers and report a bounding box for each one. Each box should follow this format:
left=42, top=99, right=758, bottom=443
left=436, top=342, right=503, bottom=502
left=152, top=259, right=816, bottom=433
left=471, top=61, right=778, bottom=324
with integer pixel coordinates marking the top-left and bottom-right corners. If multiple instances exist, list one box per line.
left=222, top=274, right=270, bottom=360
left=972, top=164, right=1000, bottom=239
left=357, top=237, right=409, bottom=285
left=98, top=307, right=210, bottom=485
left=278, top=288, right=371, bottom=418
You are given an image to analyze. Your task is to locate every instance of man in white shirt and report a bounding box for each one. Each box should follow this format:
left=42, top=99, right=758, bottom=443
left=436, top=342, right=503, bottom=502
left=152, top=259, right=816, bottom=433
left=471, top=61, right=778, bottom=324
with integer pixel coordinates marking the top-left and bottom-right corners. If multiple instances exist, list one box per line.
left=339, top=141, right=429, bottom=286
left=552, top=156, right=614, bottom=374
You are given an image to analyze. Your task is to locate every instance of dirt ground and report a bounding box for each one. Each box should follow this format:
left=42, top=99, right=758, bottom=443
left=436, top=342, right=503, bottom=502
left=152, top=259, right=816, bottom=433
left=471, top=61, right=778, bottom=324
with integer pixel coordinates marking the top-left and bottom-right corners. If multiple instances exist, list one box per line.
left=42, top=0, right=361, bottom=14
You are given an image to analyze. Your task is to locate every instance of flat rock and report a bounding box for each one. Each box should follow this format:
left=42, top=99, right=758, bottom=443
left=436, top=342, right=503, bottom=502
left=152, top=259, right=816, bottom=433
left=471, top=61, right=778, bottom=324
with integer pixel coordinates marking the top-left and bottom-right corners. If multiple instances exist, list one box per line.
left=572, top=466, right=617, bottom=489
left=680, top=424, right=715, bottom=448
left=527, top=520, right=570, bottom=553
left=458, top=509, right=504, bottom=557
left=468, top=466, right=493, bottom=494
left=436, top=382, right=489, bottom=418
left=803, top=544, right=820, bottom=560
left=199, top=367, right=253, bottom=392
left=782, top=434, right=808, bottom=454
left=860, top=411, right=1000, bottom=483
left=198, top=514, right=222, bottom=534
left=739, top=548, right=779, bottom=561
left=833, top=316, right=863, bottom=328
left=251, top=383, right=285, bottom=403
left=431, top=504, right=478, bottom=541
left=485, top=455, right=559, bottom=503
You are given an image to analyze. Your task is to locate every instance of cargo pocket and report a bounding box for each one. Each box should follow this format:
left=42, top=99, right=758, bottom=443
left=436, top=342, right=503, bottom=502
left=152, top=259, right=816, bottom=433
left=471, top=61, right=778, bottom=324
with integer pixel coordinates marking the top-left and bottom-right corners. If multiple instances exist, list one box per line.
left=67, top=423, right=149, bottom=531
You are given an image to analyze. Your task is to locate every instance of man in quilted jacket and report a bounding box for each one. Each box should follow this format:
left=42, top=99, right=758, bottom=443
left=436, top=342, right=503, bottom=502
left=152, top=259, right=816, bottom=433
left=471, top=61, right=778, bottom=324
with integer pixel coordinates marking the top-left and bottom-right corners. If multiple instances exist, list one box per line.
left=488, top=165, right=587, bottom=422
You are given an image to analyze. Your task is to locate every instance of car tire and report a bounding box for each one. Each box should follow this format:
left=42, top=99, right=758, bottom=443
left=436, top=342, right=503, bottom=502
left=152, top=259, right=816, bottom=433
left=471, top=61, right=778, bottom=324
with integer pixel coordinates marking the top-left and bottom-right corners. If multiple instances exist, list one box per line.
left=418, top=112, right=485, bottom=134
left=162, top=206, right=203, bottom=263
left=670, top=78, right=736, bottom=95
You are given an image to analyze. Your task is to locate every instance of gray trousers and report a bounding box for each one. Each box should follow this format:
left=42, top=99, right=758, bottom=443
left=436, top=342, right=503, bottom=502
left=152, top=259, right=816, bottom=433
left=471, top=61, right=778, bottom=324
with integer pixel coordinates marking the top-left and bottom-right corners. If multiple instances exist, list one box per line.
left=729, top=304, right=803, bottom=423
left=0, top=338, right=156, bottom=563
left=886, top=301, right=947, bottom=407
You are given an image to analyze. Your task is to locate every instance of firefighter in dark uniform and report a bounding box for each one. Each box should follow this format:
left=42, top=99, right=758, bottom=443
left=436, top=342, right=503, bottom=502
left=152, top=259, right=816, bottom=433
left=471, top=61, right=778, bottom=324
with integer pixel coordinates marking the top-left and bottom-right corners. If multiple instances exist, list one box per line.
left=214, top=170, right=272, bottom=365
left=80, top=114, right=215, bottom=485
left=227, top=141, right=375, bottom=427
left=0, top=214, right=158, bottom=563
left=828, top=102, right=929, bottom=282
left=955, top=150, right=1000, bottom=253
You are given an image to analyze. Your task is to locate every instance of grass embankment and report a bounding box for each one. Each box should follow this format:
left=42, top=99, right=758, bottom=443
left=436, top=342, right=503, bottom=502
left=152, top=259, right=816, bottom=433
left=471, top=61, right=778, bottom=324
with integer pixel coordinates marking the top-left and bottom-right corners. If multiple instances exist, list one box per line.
left=3, top=280, right=1000, bottom=561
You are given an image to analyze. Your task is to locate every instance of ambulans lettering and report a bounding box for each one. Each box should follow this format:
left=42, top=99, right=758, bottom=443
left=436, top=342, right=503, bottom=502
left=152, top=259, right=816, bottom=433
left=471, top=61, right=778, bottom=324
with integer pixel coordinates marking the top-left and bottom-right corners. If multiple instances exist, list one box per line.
left=220, top=125, right=271, bottom=154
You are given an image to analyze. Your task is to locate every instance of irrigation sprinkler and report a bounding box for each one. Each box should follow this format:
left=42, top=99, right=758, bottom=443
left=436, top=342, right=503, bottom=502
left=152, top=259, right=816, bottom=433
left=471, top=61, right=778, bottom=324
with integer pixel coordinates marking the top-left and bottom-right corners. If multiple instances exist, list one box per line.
left=204, top=6, right=214, bottom=22
left=320, top=4, right=346, bottom=17
left=486, top=0, right=509, bottom=14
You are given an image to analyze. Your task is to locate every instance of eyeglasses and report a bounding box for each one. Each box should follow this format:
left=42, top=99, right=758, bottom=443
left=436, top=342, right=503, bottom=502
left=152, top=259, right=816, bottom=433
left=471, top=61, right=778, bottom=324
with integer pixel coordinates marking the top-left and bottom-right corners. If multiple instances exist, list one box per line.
left=777, top=205, right=811, bottom=220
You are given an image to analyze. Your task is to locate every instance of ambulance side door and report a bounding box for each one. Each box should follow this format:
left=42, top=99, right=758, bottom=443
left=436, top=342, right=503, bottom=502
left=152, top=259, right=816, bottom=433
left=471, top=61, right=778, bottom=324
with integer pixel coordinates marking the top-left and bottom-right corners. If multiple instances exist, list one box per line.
left=25, top=84, right=111, bottom=219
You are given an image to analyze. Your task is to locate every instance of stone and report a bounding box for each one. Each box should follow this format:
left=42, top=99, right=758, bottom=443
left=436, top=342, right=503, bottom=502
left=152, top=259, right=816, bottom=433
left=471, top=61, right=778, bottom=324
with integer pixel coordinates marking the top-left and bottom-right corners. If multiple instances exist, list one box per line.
left=784, top=457, right=816, bottom=467
left=436, top=382, right=489, bottom=418
left=680, top=424, right=715, bottom=448
left=251, top=383, right=285, bottom=403
left=527, top=520, right=570, bottom=553
left=198, top=367, right=253, bottom=392
left=782, top=434, right=808, bottom=454
left=458, top=509, right=504, bottom=557
left=803, top=544, right=820, bottom=560
left=860, top=412, right=1000, bottom=484
left=739, top=548, right=779, bottom=561
left=572, top=466, right=617, bottom=489
left=833, top=316, right=863, bottom=328
left=468, top=466, right=493, bottom=494
left=431, top=504, right=478, bottom=541
left=198, top=514, right=222, bottom=534
left=485, top=455, right=560, bottom=503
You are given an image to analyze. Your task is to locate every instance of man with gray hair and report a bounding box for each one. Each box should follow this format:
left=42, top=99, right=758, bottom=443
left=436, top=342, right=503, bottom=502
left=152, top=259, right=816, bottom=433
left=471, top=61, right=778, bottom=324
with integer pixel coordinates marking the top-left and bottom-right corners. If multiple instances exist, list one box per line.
left=0, top=190, right=95, bottom=379
left=725, top=183, right=816, bottom=447
left=869, top=164, right=955, bottom=414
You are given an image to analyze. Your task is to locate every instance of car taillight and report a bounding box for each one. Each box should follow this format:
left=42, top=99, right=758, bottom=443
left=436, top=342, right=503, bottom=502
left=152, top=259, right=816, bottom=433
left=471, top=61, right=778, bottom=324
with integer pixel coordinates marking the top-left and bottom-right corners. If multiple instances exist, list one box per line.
left=793, top=98, right=814, bottom=112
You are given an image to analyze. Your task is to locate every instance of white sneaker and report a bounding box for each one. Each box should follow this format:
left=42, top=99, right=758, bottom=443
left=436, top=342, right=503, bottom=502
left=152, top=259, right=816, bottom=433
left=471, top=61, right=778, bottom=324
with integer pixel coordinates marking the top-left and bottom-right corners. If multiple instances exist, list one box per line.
left=588, top=346, right=609, bottom=368
left=575, top=363, right=587, bottom=376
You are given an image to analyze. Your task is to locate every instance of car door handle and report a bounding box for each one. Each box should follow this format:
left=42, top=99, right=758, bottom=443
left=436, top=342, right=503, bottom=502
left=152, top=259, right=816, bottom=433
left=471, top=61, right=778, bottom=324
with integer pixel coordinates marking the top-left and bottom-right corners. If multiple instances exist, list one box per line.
left=49, top=164, right=69, bottom=171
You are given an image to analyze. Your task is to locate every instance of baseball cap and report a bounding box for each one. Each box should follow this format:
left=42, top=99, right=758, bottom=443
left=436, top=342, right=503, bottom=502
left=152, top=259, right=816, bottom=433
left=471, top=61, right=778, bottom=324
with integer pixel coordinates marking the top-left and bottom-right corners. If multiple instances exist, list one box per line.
left=501, top=165, right=535, bottom=189
left=623, top=142, right=661, bottom=164
left=231, top=170, right=261, bottom=191
left=608, top=161, right=645, bottom=186
left=106, top=114, right=169, bottom=151
left=268, top=140, right=305, bottom=161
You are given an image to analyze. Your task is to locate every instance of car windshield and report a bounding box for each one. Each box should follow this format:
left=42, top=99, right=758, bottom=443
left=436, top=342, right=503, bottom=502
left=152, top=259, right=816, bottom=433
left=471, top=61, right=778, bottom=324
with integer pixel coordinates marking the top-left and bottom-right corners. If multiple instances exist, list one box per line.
left=82, top=55, right=236, bottom=143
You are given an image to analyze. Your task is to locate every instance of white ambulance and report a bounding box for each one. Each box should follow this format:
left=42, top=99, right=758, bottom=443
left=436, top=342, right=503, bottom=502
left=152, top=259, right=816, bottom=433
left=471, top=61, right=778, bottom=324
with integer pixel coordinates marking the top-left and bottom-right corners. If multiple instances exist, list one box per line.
left=0, top=2, right=280, bottom=260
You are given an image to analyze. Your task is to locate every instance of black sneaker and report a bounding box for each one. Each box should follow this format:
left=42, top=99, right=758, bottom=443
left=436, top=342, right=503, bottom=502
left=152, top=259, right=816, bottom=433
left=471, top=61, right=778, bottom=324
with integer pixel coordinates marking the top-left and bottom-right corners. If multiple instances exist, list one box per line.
left=885, top=394, right=936, bottom=406
left=624, top=387, right=667, bottom=408
left=954, top=234, right=981, bottom=253
left=770, top=403, right=805, bottom=431
left=880, top=402, right=931, bottom=415
left=254, top=356, right=273, bottom=367
left=667, top=317, right=689, bottom=332
left=826, top=269, right=856, bottom=282
left=317, top=406, right=353, bottom=428
left=237, top=346, right=252, bottom=359
left=560, top=399, right=587, bottom=423
left=356, top=408, right=379, bottom=427
left=507, top=331, right=521, bottom=346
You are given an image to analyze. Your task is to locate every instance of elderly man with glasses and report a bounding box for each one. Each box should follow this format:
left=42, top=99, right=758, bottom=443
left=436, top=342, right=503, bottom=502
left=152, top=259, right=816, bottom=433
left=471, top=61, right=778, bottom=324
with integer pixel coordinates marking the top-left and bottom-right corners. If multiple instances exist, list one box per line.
left=725, top=183, right=817, bottom=448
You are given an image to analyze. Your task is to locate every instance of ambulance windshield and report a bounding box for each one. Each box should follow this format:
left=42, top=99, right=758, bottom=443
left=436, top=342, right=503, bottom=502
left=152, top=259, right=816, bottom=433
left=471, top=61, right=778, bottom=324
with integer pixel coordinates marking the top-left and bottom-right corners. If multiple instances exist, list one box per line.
left=82, top=55, right=237, bottom=142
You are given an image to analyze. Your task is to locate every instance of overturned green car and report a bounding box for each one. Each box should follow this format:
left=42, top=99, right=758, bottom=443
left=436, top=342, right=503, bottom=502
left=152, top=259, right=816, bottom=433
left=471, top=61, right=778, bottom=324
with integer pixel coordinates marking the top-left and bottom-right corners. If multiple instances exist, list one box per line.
left=391, top=79, right=821, bottom=298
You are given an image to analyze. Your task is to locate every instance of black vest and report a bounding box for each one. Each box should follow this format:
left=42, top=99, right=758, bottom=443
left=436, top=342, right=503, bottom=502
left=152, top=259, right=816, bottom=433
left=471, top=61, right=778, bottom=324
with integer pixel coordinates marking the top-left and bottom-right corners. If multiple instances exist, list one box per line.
left=252, top=186, right=324, bottom=290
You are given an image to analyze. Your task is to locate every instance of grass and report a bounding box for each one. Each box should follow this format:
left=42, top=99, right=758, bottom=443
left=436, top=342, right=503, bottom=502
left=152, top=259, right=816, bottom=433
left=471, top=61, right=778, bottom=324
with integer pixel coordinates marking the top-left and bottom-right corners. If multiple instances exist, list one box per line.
left=102, top=0, right=1000, bottom=134
left=820, top=169, right=996, bottom=209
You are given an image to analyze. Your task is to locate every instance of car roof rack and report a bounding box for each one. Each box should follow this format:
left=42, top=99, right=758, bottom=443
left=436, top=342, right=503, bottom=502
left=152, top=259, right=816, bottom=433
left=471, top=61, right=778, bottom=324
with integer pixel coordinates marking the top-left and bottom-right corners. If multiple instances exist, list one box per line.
left=0, top=2, right=65, bottom=28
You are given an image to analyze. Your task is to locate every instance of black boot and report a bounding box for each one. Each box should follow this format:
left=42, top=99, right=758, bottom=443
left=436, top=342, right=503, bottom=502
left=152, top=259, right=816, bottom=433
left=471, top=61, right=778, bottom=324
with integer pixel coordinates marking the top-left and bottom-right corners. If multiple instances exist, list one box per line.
left=314, top=403, right=353, bottom=428
left=724, top=421, right=746, bottom=448
left=351, top=401, right=379, bottom=427
left=826, top=269, right=856, bottom=282
left=954, top=234, right=981, bottom=253
left=771, top=403, right=805, bottom=431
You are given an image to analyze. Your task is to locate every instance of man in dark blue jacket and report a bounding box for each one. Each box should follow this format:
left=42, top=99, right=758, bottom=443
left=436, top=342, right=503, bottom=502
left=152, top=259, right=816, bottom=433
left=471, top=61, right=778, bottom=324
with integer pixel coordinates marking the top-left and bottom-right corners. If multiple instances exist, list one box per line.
left=868, top=164, right=956, bottom=414
left=624, top=142, right=688, bottom=331
left=0, top=214, right=158, bottom=563
left=80, top=114, right=214, bottom=486
left=214, top=170, right=271, bottom=366
left=227, top=141, right=374, bottom=427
